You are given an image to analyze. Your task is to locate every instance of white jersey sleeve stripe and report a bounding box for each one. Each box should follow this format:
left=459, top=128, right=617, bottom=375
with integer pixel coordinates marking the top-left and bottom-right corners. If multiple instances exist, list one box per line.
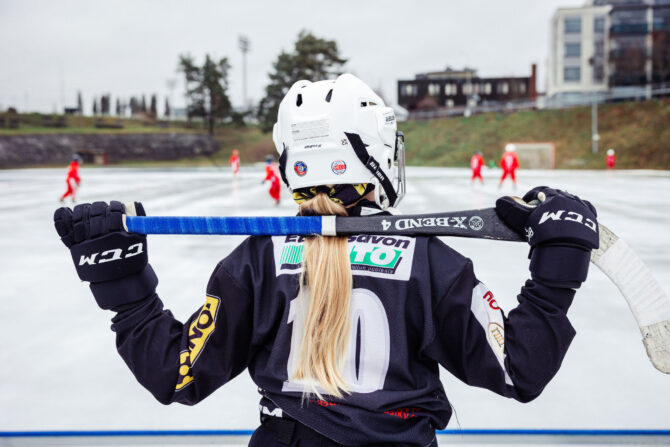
left=470, top=282, right=513, bottom=386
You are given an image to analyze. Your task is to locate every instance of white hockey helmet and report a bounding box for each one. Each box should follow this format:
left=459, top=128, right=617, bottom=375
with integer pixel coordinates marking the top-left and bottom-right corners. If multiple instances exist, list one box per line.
left=505, top=143, right=516, bottom=153
left=607, top=148, right=615, bottom=156
left=273, top=73, right=405, bottom=208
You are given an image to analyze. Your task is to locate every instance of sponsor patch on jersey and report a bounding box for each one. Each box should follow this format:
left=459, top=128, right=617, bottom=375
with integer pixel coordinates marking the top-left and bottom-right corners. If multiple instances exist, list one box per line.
left=470, top=282, right=512, bottom=385
left=272, top=234, right=415, bottom=281
left=331, top=160, right=347, bottom=175
left=176, top=295, right=220, bottom=391
left=294, top=161, right=307, bottom=177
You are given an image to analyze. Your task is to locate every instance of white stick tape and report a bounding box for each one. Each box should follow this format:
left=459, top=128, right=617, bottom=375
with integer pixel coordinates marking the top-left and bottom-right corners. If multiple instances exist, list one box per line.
left=321, top=216, right=337, bottom=236
left=594, top=230, right=670, bottom=327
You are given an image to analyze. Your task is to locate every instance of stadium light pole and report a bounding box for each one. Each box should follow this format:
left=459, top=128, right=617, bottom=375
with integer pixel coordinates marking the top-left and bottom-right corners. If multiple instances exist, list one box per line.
left=239, top=35, right=250, bottom=111
left=592, top=94, right=599, bottom=155
left=589, top=55, right=599, bottom=155
left=166, top=78, right=177, bottom=121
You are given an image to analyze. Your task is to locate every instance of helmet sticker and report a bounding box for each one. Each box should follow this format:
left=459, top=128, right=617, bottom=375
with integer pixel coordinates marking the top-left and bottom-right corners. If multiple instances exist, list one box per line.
left=331, top=160, right=347, bottom=175
left=294, top=161, right=308, bottom=177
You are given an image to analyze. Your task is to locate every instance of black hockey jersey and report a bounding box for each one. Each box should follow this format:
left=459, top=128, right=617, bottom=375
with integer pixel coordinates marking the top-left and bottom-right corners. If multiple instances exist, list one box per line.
left=109, top=231, right=577, bottom=446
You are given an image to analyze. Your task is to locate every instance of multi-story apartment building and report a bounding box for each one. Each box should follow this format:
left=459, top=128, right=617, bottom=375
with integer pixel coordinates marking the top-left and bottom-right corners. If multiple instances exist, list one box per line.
left=547, top=0, right=670, bottom=107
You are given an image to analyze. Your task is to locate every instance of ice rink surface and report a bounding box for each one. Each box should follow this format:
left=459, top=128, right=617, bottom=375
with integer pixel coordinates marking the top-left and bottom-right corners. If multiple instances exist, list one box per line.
left=1, top=166, right=669, bottom=437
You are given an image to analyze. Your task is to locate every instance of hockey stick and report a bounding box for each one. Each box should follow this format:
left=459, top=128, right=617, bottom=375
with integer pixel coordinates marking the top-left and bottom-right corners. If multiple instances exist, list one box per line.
left=124, top=209, right=670, bottom=374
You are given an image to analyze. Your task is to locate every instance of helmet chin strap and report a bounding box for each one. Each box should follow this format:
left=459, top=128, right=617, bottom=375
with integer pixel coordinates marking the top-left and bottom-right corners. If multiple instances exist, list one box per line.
left=344, top=132, right=398, bottom=208
left=373, top=180, right=389, bottom=209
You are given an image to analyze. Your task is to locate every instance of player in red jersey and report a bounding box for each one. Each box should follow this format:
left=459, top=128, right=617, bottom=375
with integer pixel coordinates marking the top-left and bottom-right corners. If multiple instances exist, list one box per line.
left=470, top=150, right=485, bottom=184
left=499, top=144, right=519, bottom=188
left=230, top=149, right=241, bottom=176
left=606, top=148, right=616, bottom=169
left=60, top=154, right=81, bottom=202
left=263, top=155, right=281, bottom=205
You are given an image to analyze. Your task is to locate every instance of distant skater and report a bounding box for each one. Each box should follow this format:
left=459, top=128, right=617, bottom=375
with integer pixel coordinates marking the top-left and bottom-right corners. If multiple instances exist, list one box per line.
left=263, top=155, right=281, bottom=205
left=60, top=154, right=81, bottom=202
left=470, top=150, right=485, bottom=184
left=499, top=144, right=519, bottom=188
left=606, top=148, right=616, bottom=169
left=230, top=149, right=240, bottom=176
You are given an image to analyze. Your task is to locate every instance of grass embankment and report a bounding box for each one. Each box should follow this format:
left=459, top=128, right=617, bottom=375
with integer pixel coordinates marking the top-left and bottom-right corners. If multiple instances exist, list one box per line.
left=0, top=114, right=201, bottom=135
left=4, top=99, right=669, bottom=169
left=400, top=98, right=670, bottom=169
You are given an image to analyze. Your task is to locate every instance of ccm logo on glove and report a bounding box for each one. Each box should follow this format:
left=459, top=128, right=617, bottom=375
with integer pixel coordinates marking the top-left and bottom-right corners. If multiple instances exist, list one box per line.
left=539, top=210, right=597, bottom=232
left=78, top=242, right=144, bottom=266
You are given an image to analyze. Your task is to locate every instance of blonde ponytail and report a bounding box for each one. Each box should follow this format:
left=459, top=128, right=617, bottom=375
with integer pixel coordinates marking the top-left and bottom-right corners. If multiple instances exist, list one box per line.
left=293, top=193, right=352, bottom=399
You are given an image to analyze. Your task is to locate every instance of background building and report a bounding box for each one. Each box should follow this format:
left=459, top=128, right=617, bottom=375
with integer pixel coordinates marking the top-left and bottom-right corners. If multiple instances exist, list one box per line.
left=397, top=65, right=537, bottom=118
left=547, top=0, right=670, bottom=107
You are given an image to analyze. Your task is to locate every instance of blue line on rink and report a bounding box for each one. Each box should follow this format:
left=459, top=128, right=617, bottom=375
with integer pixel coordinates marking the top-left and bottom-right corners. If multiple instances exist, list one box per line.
left=2, top=429, right=670, bottom=437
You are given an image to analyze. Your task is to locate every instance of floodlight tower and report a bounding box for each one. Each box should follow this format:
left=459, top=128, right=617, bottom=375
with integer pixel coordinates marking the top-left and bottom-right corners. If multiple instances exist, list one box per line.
left=238, top=35, right=251, bottom=110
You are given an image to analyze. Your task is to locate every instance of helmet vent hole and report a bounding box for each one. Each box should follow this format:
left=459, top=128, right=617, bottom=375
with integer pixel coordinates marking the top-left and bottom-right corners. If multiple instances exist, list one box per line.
left=325, top=89, right=333, bottom=103
left=296, top=94, right=303, bottom=107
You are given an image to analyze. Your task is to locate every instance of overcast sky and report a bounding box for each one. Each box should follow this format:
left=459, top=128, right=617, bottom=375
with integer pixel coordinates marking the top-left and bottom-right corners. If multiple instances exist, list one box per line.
left=0, top=0, right=585, bottom=114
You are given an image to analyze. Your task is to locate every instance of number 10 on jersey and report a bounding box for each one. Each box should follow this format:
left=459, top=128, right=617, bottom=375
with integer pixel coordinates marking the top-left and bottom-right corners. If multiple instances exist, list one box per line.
left=283, top=288, right=391, bottom=395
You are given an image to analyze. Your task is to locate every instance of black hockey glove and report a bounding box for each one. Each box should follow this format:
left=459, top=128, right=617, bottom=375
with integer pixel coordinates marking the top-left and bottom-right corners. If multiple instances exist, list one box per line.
left=54, top=201, right=157, bottom=310
left=496, top=186, right=599, bottom=289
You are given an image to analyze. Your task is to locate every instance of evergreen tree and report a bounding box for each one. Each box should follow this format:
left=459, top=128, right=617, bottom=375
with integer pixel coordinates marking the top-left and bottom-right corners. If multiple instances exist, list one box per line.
left=178, top=53, right=232, bottom=135
left=116, top=98, right=121, bottom=116
left=77, top=91, right=83, bottom=114
left=141, top=95, right=147, bottom=113
left=100, top=94, right=110, bottom=115
left=164, top=97, right=171, bottom=119
left=129, top=97, right=138, bottom=115
left=92, top=97, right=98, bottom=115
left=150, top=94, right=157, bottom=117
left=258, top=31, right=347, bottom=132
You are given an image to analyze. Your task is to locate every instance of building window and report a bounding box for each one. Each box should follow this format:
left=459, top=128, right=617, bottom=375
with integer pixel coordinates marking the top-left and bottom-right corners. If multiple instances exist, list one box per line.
left=594, top=41, right=604, bottom=57
left=444, top=83, right=458, bottom=96
left=445, top=99, right=454, bottom=108
left=564, top=17, right=581, bottom=34
left=402, top=84, right=417, bottom=96
left=484, top=83, right=492, bottom=94
left=428, top=83, right=440, bottom=96
left=462, top=83, right=473, bottom=95
left=519, top=82, right=527, bottom=94
left=564, top=67, right=581, bottom=82
left=593, top=65, right=605, bottom=83
left=594, top=16, right=605, bottom=33
left=497, top=82, right=509, bottom=95
left=565, top=43, right=581, bottom=58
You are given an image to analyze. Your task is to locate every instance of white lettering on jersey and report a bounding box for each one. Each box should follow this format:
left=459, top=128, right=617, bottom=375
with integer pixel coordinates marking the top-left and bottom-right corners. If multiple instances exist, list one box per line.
left=470, top=282, right=513, bottom=386
left=259, top=404, right=283, bottom=418
left=282, top=288, right=391, bottom=395
left=272, top=235, right=416, bottom=281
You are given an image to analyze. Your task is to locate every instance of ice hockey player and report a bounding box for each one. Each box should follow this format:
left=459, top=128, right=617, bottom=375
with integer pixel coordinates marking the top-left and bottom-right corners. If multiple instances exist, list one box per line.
left=606, top=148, right=616, bottom=169
left=263, top=154, right=281, bottom=205
left=499, top=143, right=519, bottom=188
left=229, top=149, right=241, bottom=176
left=59, top=154, right=81, bottom=202
left=470, top=150, right=485, bottom=184
left=53, top=74, right=599, bottom=447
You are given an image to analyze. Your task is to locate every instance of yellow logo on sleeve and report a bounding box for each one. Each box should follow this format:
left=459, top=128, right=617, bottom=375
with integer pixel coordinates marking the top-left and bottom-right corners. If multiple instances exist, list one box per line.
left=176, top=295, right=220, bottom=390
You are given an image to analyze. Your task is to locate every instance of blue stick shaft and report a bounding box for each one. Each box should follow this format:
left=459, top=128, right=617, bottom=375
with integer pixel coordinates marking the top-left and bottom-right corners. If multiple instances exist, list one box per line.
left=125, top=216, right=323, bottom=235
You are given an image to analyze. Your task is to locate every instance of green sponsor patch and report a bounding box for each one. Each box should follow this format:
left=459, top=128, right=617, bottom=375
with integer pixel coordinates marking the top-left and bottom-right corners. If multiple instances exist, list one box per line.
left=350, top=245, right=401, bottom=268
left=280, top=243, right=401, bottom=269
left=280, top=244, right=304, bottom=265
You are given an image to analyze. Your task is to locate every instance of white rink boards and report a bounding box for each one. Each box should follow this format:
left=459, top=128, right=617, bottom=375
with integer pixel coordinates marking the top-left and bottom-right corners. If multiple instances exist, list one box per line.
left=0, top=166, right=669, bottom=444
